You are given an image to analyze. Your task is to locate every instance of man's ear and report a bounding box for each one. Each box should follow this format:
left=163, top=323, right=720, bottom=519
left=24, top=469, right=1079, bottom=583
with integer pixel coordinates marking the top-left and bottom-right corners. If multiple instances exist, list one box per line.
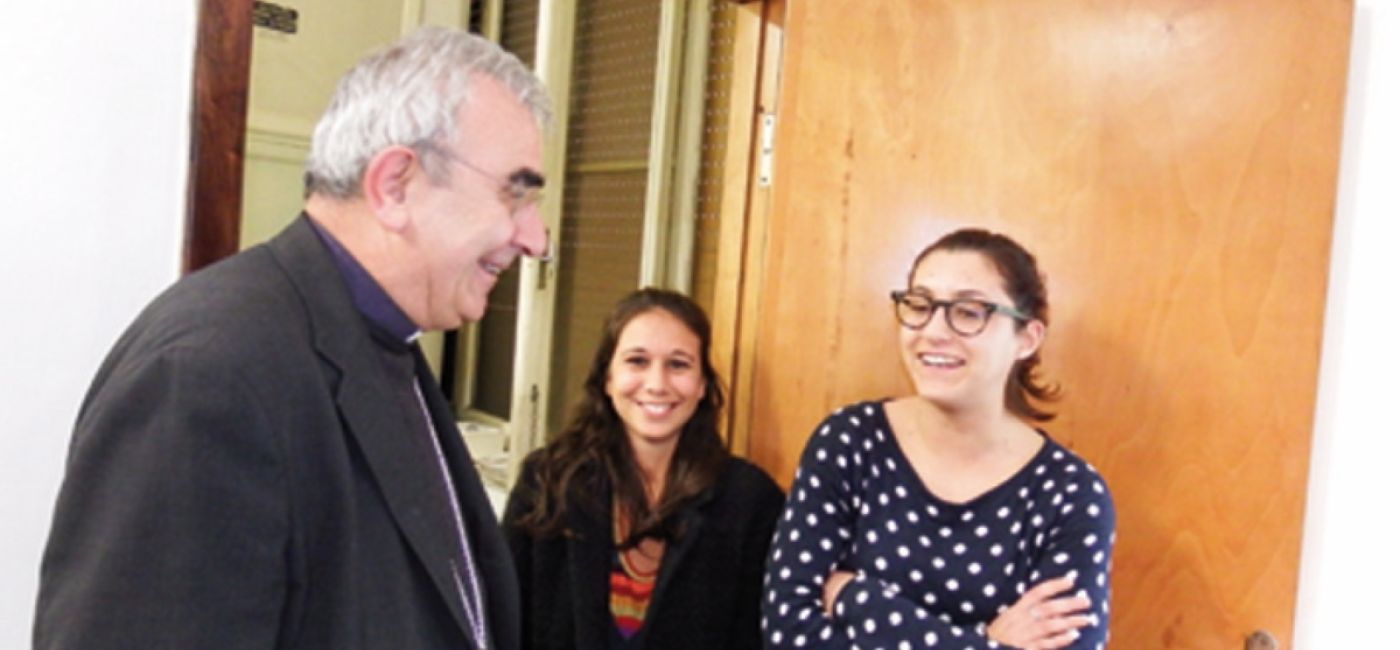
left=361, top=146, right=419, bottom=232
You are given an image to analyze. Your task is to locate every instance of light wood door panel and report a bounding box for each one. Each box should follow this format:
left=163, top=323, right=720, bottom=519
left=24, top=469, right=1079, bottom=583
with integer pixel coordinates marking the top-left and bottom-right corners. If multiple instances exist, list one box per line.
left=740, top=1, right=1351, bottom=647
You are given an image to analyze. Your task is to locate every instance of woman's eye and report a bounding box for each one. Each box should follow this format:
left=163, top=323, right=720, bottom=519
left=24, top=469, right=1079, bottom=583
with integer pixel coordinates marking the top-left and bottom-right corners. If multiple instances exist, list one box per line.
left=667, top=359, right=693, bottom=370
left=624, top=356, right=648, bottom=367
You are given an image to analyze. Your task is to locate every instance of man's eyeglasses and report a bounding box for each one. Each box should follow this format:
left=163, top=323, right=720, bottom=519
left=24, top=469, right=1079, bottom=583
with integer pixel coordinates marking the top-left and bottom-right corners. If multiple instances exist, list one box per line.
left=890, top=290, right=1029, bottom=336
left=420, top=144, right=554, bottom=261
left=426, top=146, right=545, bottom=217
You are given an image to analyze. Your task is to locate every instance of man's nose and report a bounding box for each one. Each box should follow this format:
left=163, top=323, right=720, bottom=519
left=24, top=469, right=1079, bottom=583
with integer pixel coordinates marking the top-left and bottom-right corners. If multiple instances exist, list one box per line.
left=515, top=207, right=550, bottom=259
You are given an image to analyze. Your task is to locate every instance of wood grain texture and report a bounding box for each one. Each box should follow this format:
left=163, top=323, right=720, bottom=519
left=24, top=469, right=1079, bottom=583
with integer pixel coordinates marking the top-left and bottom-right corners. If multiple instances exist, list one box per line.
left=740, top=1, right=1352, bottom=646
left=546, top=0, right=663, bottom=434
left=184, top=0, right=253, bottom=273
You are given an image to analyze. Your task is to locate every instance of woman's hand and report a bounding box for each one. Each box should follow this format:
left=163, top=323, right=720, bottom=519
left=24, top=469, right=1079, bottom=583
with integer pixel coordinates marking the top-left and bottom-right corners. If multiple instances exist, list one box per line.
left=986, top=575, right=1095, bottom=649
left=821, top=570, right=856, bottom=616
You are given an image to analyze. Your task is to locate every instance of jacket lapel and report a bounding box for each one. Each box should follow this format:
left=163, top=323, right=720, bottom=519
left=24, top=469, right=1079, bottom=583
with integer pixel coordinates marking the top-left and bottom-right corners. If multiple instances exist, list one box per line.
left=411, top=347, right=520, bottom=650
left=631, top=489, right=714, bottom=648
left=567, top=490, right=615, bottom=649
left=648, top=504, right=706, bottom=614
left=266, top=218, right=478, bottom=645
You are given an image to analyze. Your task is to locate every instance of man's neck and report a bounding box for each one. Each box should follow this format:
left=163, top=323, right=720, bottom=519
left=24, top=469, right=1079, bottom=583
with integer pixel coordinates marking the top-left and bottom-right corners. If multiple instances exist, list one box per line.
left=305, top=196, right=424, bottom=340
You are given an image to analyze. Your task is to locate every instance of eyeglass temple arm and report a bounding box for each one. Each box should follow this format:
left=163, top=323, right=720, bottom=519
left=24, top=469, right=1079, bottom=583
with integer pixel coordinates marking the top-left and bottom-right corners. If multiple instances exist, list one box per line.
left=991, top=303, right=1031, bottom=321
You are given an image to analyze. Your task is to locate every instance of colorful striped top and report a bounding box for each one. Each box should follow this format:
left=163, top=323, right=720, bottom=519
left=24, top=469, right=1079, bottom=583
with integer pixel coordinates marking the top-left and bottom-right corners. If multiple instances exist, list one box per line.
left=610, top=512, right=665, bottom=641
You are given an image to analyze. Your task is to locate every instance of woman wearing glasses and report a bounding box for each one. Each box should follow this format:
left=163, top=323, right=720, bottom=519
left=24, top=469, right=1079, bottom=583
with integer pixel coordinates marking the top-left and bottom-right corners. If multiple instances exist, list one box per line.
left=762, top=229, right=1115, bottom=650
left=504, top=288, right=784, bottom=650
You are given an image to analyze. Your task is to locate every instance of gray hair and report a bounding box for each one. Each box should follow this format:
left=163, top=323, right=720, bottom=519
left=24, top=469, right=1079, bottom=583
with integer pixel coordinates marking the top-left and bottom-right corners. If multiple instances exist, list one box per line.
left=304, top=26, right=551, bottom=199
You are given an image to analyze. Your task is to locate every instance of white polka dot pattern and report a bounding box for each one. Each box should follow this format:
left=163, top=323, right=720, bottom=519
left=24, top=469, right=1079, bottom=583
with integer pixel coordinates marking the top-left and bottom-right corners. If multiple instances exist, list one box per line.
left=762, top=402, right=1116, bottom=648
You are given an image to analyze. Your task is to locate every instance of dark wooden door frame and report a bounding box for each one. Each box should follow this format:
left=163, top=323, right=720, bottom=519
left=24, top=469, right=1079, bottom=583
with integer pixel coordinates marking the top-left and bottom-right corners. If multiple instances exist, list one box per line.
left=184, top=0, right=253, bottom=273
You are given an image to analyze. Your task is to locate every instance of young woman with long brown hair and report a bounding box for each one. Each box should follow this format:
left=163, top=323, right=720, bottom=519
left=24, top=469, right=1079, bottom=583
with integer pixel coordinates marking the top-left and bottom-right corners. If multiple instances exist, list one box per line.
left=504, top=288, right=783, bottom=649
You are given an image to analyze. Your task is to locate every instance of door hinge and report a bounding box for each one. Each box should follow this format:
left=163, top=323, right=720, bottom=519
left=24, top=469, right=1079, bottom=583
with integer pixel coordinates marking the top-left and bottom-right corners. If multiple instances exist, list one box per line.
left=757, top=113, right=776, bottom=188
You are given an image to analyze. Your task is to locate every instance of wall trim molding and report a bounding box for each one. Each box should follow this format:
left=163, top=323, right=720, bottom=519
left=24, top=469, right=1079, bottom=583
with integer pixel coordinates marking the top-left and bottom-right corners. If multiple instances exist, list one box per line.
left=245, top=111, right=313, bottom=164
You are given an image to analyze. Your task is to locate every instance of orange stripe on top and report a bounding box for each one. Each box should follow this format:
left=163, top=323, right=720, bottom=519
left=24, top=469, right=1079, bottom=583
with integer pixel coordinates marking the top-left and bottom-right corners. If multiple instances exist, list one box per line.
left=611, top=504, right=665, bottom=639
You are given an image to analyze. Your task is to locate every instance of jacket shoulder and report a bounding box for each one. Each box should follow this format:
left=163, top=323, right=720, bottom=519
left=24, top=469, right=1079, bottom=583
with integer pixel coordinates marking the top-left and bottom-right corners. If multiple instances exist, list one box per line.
left=714, top=457, right=785, bottom=511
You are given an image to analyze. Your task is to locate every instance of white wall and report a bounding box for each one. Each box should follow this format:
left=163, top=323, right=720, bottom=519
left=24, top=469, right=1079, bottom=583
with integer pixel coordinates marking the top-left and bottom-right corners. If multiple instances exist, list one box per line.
left=1294, top=2, right=1400, bottom=646
left=0, top=2, right=196, bottom=645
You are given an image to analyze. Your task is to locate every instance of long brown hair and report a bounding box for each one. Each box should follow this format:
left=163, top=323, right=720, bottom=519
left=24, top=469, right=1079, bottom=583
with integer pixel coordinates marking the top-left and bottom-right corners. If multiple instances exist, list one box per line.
left=513, top=288, right=729, bottom=547
left=908, top=228, right=1061, bottom=421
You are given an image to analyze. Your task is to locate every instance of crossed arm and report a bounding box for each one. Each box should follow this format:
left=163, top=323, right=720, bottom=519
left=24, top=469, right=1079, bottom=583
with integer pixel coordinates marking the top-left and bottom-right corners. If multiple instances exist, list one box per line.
left=761, top=412, right=1115, bottom=649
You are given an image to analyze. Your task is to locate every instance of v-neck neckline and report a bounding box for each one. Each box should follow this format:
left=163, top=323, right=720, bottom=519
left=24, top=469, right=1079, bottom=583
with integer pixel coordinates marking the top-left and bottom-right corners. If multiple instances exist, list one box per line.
left=875, top=400, right=1053, bottom=510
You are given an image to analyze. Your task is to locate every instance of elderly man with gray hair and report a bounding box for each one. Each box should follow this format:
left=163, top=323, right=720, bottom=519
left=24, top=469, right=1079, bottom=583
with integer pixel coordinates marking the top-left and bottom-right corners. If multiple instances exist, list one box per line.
left=35, top=27, right=549, bottom=649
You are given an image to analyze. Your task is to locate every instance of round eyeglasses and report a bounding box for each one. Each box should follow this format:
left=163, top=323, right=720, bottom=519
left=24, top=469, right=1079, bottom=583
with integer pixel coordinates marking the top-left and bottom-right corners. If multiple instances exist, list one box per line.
left=890, top=290, right=1030, bottom=336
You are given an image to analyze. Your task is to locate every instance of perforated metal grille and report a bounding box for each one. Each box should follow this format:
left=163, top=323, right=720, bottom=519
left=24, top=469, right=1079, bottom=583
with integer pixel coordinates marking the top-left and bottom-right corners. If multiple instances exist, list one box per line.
left=500, top=1, right=539, bottom=69
left=691, top=1, right=739, bottom=315
left=548, top=0, right=662, bottom=434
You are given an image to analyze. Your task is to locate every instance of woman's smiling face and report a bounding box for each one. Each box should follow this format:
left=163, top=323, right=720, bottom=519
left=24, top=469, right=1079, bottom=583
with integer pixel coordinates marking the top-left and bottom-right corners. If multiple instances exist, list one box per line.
left=900, top=250, right=1042, bottom=414
left=606, top=309, right=707, bottom=448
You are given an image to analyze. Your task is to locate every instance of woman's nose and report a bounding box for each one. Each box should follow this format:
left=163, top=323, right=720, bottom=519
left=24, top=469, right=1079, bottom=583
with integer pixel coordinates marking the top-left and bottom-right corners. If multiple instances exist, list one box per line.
left=643, top=366, right=668, bottom=392
left=918, top=304, right=955, bottom=337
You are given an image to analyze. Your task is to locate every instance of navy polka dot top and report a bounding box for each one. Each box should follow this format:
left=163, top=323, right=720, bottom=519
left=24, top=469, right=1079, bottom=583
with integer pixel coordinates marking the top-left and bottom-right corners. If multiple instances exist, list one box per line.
left=762, top=401, right=1116, bottom=649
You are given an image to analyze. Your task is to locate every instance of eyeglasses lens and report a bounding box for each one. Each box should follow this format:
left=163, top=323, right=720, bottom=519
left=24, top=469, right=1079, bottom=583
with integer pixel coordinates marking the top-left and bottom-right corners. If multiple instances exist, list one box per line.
left=894, top=294, right=988, bottom=336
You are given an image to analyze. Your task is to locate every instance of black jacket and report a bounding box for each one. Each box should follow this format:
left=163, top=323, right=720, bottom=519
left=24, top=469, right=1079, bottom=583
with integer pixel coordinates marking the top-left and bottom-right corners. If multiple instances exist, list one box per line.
left=503, top=453, right=784, bottom=650
left=35, top=217, right=519, bottom=649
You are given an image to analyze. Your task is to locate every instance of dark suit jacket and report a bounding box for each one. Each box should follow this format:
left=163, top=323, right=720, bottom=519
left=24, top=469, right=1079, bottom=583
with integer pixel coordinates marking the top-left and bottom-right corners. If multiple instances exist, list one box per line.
left=35, top=217, right=519, bottom=649
left=502, top=453, right=784, bottom=650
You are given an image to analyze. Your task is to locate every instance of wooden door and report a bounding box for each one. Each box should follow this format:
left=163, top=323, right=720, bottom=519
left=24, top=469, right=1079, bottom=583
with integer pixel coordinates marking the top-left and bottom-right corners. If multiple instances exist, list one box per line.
left=736, top=1, right=1352, bottom=647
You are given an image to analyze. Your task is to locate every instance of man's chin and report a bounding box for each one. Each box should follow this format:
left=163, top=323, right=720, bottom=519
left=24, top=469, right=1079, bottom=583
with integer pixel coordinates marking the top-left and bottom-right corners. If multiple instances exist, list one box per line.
left=456, top=297, right=488, bottom=326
